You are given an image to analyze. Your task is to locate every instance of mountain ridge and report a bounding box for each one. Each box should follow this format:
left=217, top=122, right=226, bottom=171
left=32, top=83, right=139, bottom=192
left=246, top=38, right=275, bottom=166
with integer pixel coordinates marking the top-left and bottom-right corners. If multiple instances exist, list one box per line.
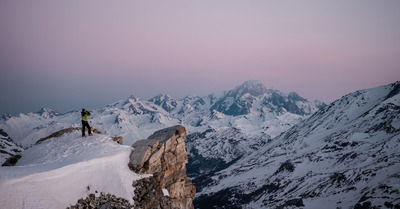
left=1, top=80, right=323, bottom=118
left=0, top=80, right=321, bottom=147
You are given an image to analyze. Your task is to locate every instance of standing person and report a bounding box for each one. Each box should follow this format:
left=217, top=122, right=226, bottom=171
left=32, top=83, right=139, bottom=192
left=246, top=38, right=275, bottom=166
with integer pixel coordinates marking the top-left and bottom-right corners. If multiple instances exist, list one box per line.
left=81, top=109, right=92, bottom=137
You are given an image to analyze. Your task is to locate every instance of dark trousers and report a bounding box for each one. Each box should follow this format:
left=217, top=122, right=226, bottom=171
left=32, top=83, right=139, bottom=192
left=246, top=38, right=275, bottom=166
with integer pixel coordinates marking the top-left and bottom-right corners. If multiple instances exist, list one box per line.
left=82, top=120, right=91, bottom=136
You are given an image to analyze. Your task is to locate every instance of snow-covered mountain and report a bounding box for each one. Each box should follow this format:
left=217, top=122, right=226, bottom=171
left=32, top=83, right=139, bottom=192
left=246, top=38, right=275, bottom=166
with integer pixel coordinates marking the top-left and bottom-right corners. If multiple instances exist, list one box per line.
left=0, top=80, right=322, bottom=160
left=210, top=80, right=324, bottom=116
left=194, top=82, right=400, bottom=208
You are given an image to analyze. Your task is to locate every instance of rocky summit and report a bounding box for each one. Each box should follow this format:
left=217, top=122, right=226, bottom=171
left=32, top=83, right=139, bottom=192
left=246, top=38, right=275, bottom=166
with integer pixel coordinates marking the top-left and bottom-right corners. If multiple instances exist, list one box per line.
left=61, top=125, right=196, bottom=209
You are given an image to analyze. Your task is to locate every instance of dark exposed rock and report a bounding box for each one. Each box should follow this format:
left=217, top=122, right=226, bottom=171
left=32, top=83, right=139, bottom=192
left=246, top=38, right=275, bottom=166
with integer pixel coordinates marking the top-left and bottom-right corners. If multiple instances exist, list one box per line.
left=276, top=198, right=305, bottom=209
left=385, top=82, right=400, bottom=100
left=67, top=192, right=133, bottom=209
left=2, top=154, right=22, bottom=166
left=274, top=160, right=295, bottom=174
left=195, top=183, right=281, bottom=209
left=330, top=172, right=347, bottom=186
left=132, top=175, right=172, bottom=209
left=1, top=128, right=23, bottom=165
left=354, top=201, right=373, bottom=209
left=111, top=136, right=123, bottom=144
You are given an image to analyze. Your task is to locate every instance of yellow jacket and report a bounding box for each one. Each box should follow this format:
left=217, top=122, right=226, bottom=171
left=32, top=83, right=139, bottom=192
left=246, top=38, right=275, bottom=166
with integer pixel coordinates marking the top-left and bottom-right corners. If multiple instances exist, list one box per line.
left=81, top=112, right=91, bottom=121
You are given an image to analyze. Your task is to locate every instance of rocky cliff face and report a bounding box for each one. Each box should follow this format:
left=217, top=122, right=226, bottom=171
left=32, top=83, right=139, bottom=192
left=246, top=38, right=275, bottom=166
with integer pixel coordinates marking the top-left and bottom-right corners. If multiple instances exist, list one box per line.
left=129, top=125, right=196, bottom=209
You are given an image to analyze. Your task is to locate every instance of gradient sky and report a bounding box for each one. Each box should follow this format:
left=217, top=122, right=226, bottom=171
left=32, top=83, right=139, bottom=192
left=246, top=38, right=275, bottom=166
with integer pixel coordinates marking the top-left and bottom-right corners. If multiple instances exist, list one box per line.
left=1, top=0, right=399, bottom=115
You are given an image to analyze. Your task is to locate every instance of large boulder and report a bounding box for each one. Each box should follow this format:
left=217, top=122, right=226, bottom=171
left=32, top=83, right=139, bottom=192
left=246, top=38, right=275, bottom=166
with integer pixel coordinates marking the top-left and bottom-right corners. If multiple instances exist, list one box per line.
left=129, top=125, right=196, bottom=209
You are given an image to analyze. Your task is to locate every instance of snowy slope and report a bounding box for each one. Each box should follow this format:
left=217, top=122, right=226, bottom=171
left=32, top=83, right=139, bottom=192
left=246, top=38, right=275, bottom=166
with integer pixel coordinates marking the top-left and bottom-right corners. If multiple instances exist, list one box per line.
left=194, top=82, right=400, bottom=208
left=0, top=109, right=81, bottom=148
left=0, top=131, right=149, bottom=209
left=186, top=112, right=303, bottom=180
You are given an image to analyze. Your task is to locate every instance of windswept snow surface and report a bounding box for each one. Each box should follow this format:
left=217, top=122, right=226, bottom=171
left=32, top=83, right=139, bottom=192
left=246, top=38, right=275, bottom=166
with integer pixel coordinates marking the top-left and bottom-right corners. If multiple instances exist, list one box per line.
left=0, top=131, right=149, bottom=209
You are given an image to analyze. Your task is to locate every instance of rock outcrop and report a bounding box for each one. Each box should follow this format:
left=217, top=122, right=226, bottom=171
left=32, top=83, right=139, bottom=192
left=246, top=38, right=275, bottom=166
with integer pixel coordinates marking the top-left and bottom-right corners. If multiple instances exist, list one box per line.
left=35, top=127, right=123, bottom=145
left=2, top=154, right=22, bottom=166
left=129, top=125, right=196, bottom=209
left=67, top=192, right=134, bottom=209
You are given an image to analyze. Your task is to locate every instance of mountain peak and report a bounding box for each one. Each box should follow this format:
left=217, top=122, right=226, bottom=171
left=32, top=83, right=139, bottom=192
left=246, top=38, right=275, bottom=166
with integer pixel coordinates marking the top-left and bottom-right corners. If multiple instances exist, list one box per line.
left=231, top=80, right=268, bottom=98
left=209, top=80, right=323, bottom=116
left=236, top=80, right=266, bottom=89
left=36, top=107, right=60, bottom=118
left=150, top=93, right=173, bottom=102
left=241, top=80, right=260, bottom=87
left=1, top=113, right=12, bottom=120
left=123, top=95, right=139, bottom=105
left=288, top=92, right=307, bottom=102
left=149, top=93, right=177, bottom=112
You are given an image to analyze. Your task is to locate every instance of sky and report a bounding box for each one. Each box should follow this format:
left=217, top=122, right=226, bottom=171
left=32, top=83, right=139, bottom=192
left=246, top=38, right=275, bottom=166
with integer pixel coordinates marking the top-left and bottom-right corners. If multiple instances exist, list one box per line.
left=1, top=0, right=399, bottom=115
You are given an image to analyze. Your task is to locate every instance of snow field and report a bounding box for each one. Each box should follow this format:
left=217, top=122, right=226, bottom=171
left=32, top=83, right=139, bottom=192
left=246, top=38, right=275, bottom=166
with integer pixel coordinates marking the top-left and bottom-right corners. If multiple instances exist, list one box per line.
left=0, top=131, right=150, bottom=209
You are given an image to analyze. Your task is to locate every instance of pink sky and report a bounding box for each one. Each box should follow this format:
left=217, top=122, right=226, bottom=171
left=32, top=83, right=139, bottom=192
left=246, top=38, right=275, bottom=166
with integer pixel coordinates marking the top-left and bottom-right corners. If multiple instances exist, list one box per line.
left=0, top=1, right=399, bottom=115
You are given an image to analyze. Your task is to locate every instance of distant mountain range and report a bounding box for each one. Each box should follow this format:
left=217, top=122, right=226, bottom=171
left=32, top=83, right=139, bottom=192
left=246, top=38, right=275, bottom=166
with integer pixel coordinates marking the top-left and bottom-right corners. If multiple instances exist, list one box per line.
left=194, top=81, right=400, bottom=208
left=0, top=80, right=323, bottom=149
left=1, top=80, right=399, bottom=208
